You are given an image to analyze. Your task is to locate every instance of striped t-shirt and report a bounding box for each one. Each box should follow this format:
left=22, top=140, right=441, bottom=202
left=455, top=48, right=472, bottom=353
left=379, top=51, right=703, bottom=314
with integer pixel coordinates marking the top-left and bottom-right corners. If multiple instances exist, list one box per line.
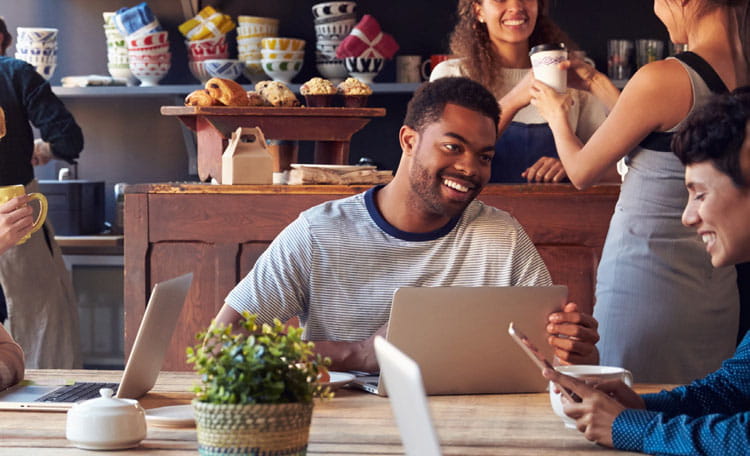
left=226, top=186, right=552, bottom=341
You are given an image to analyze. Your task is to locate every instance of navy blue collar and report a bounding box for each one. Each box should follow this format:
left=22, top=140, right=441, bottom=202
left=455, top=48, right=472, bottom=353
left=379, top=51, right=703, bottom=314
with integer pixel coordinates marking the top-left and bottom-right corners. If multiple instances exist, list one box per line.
left=364, top=185, right=462, bottom=242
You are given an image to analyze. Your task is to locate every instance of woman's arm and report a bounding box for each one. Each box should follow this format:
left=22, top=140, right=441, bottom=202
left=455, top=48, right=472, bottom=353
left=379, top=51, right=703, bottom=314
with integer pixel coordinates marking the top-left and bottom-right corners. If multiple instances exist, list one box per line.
left=497, top=71, right=535, bottom=135
left=613, top=410, right=750, bottom=456
left=531, top=59, right=692, bottom=189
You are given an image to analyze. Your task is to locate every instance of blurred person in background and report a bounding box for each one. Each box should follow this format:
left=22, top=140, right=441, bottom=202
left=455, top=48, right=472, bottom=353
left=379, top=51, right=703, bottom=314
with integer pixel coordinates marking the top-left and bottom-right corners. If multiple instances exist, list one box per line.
left=0, top=17, right=83, bottom=368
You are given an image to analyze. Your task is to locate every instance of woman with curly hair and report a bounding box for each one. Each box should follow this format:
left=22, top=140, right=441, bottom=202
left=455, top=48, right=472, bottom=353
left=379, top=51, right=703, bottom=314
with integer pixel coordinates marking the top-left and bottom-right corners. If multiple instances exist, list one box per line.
left=531, top=0, right=749, bottom=383
left=430, top=0, right=611, bottom=183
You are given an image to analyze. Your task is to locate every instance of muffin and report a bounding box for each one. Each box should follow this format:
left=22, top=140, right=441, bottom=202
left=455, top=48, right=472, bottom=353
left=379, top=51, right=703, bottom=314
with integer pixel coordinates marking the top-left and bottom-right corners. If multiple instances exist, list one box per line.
left=254, top=81, right=300, bottom=107
left=300, top=77, right=337, bottom=107
left=246, top=90, right=267, bottom=107
left=337, top=77, right=372, bottom=107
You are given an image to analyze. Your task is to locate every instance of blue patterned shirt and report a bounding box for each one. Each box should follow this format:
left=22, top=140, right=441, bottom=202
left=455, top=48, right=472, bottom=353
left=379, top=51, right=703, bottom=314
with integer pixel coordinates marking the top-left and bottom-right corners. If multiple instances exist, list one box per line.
left=613, top=330, right=750, bottom=455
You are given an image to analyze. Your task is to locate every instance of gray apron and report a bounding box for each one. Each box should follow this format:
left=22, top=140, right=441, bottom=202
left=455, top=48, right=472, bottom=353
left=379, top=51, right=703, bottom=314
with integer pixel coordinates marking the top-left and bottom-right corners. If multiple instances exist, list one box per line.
left=0, top=179, right=81, bottom=368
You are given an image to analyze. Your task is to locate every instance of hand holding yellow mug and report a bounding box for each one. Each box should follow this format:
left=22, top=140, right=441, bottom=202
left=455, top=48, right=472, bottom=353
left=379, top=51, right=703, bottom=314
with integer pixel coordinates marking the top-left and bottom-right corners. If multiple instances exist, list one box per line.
left=0, top=185, right=47, bottom=245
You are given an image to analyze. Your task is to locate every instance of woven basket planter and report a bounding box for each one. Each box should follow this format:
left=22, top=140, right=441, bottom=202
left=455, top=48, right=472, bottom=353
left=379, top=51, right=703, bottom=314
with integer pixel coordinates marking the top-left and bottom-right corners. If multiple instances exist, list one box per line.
left=192, top=399, right=314, bottom=456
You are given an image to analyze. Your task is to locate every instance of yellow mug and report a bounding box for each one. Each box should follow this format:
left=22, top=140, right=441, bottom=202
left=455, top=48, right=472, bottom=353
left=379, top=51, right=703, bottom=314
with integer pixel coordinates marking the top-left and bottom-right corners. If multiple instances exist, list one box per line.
left=0, top=184, right=48, bottom=245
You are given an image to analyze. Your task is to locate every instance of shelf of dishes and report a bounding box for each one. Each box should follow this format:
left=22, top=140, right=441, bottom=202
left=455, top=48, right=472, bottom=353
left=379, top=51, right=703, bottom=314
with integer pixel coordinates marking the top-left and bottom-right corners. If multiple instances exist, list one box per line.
left=51, top=82, right=421, bottom=98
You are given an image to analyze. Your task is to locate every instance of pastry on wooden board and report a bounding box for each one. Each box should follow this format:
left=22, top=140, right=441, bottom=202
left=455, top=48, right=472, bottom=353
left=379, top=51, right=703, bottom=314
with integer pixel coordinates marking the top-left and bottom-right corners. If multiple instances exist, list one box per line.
left=205, top=77, right=250, bottom=106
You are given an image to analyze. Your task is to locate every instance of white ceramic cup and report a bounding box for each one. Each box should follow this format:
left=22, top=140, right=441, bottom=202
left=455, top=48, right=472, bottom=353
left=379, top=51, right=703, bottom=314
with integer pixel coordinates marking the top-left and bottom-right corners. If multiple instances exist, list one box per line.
left=549, top=365, right=633, bottom=429
left=396, top=55, right=422, bottom=83
left=530, top=43, right=567, bottom=93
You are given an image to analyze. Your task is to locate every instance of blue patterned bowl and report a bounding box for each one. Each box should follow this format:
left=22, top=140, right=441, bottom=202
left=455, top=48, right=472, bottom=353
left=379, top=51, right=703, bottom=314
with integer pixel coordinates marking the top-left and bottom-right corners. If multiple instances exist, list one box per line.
left=203, top=59, right=244, bottom=81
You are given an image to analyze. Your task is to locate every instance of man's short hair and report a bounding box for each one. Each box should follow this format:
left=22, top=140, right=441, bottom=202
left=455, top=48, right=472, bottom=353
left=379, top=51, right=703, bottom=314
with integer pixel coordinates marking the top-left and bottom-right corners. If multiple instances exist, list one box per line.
left=403, top=77, right=500, bottom=134
left=673, top=86, right=750, bottom=188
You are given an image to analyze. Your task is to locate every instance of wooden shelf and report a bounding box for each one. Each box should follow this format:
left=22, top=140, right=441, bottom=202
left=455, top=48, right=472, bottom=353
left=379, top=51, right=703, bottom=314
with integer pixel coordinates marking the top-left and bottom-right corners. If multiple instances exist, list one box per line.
left=56, top=235, right=124, bottom=255
left=51, top=82, right=420, bottom=98
left=162, top=106, right=387, bottom=181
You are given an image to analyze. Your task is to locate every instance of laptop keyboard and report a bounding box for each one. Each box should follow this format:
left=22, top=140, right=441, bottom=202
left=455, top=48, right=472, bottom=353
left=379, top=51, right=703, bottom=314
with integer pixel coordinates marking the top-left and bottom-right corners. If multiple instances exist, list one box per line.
left=35, top=382, right=120, bottom=403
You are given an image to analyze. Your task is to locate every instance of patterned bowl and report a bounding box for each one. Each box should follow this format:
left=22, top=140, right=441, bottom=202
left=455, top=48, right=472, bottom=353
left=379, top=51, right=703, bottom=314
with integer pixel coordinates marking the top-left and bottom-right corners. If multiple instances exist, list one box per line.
left=188, top=60, right=211, bottom=83
left=261, top=58, right=303, bottom=84
left=344, top=57, right=384, bottom=84
left=260, top=37, right=306, bottom=51
left=203, top=59, right=244, bottom=81
left=186, top=36, right=229, bottom=61
left=129, top=53, right=171, bottom=86
left=311, top=1, right=357, bottom=20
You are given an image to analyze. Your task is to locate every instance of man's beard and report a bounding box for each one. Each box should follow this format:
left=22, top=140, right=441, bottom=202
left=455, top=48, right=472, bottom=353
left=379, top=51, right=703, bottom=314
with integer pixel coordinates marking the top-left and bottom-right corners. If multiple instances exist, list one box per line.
left=408, top=157, right=475, bottom=220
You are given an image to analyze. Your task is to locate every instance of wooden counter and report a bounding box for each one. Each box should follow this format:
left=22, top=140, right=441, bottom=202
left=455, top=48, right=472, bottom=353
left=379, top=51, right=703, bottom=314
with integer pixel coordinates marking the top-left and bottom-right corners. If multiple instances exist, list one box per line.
left=124, top=183, right=620, bottom=371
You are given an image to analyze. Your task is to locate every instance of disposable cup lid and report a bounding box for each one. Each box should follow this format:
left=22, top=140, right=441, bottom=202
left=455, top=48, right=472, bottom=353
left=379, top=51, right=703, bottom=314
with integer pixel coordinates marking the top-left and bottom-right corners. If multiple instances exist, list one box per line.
left=529, top=43, right=566, bottom=56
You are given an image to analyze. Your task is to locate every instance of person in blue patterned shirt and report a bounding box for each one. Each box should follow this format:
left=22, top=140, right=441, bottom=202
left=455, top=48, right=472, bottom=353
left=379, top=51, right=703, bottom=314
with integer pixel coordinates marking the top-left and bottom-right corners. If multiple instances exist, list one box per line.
left=544, top=88, right=750, bottom=455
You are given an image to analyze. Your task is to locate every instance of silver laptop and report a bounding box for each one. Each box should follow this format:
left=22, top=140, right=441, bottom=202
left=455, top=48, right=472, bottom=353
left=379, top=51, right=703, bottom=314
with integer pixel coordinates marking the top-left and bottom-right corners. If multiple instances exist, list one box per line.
left=352, top=285, right=566, bottom=396
left=0, top=272, right=193, bottom=411
left=374, top=336, right=442, bottom=456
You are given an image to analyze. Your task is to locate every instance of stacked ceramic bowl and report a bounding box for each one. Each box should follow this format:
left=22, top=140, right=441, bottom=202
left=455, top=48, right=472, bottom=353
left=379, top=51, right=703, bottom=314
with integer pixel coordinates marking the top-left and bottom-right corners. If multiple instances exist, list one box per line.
left=260, top=37, right=305, bottom=85
left=312, top=1, right=357, bottom=83
left=344, top=56, right=384, bottom=84
left=15, top=27, right=58, bottom=80
left=102, top=12, right=136, bottom=85
left=186, top=35, right=229, bottom=83
left=127, top=30, right=171, bottom=86
left=237, top=16, right=279, bottom=84
left=203, top=59, right=244, bottom=81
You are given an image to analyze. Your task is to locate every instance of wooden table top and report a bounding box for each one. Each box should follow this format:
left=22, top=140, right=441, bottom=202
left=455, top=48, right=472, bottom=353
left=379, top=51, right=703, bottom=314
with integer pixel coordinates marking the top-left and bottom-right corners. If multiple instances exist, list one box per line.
left=0, top=370, right=664, bottom=455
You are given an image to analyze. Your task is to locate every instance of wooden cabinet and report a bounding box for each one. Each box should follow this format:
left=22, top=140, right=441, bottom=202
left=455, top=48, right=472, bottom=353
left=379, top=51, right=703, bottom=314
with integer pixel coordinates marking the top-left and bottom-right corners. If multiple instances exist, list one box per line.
left=124, top=183, right=619, bottom=371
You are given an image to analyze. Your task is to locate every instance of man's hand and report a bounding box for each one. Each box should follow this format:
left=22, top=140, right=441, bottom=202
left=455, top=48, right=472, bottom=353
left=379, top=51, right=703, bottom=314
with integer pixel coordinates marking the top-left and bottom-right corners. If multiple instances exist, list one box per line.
left=31, top=139, right=53, bottom=166
left=0, top=196, right=34, bottom=253
left=546, top=302, right=599, bottom=364
left=543, top=368, right=642, bottom=447
left=312, top=323, right=388, bottom=373
left=521, top=156, right=567, bottom=183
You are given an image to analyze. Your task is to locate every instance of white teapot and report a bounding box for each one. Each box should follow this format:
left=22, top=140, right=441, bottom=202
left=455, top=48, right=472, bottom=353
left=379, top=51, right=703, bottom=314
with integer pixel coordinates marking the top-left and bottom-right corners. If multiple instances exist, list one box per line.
left=65, top=387, right=147, bottom=450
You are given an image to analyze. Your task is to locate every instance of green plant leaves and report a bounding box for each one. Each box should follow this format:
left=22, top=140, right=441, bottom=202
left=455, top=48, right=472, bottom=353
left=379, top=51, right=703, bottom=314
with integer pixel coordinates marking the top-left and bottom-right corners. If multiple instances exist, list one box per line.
left=186, top=311, right=332, bottom=405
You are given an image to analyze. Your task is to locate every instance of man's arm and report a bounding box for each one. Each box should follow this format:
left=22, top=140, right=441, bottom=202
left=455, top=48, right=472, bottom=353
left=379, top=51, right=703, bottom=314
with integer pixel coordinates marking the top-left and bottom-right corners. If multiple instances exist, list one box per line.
left=216, top=303, right=385, bottom=372
left=310, top=323, right=387, bottom=373
left=19, top=63, right=83, bottom=163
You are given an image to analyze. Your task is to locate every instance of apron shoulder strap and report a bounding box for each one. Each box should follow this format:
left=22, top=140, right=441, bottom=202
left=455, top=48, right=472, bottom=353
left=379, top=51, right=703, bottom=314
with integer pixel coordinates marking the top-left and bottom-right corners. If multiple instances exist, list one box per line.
left=638, top=52, right=729, bottom=152
left=673, top=51, right=730, bottom=94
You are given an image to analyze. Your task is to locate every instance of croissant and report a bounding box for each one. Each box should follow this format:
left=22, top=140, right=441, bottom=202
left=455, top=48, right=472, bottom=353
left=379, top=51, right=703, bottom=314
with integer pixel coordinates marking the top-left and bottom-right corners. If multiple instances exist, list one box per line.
left=184, top=89, right=218, bottom=107
left=205, top=77, right=250, bottom=106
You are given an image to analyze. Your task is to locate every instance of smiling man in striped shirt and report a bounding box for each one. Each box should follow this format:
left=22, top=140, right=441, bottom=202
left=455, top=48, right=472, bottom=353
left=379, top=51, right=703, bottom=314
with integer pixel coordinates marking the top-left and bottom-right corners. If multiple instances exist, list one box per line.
left=215, top=77, right=600, bottom=372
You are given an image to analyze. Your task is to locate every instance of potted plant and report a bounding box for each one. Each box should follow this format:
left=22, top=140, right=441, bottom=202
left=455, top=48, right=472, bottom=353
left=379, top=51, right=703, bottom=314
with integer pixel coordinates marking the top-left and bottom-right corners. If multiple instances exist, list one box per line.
left=186, top=311, right=331, bottom=456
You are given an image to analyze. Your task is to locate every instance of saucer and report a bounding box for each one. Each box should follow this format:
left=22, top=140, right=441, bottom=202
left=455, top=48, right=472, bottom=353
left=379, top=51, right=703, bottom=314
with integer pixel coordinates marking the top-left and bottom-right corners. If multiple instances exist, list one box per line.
left=145, top=404, right=195, bottom=428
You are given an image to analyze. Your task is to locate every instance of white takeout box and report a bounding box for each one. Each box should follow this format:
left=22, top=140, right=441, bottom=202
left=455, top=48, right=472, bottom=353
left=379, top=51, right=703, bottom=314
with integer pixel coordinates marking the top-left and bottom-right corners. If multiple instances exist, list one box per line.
left=221, top=126, right=272, bottom=184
